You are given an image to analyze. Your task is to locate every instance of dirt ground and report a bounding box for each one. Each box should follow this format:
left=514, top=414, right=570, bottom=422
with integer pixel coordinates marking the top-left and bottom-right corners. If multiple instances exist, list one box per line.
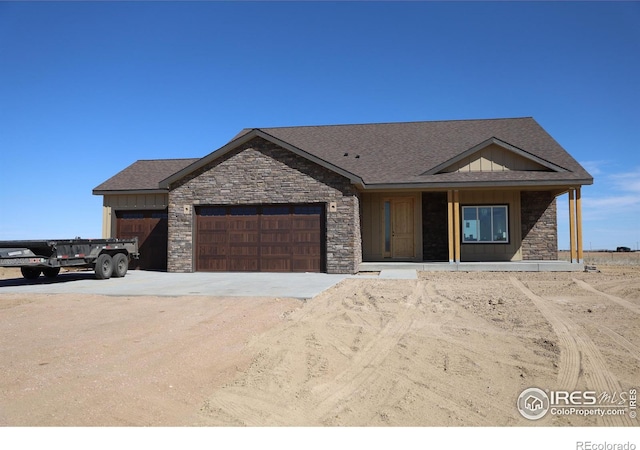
left=0, top=265, right=638, bottom=426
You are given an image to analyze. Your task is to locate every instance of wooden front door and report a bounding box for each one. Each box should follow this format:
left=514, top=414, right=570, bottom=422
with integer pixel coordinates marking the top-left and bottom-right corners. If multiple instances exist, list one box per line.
left=387, top=198, right=415, bottom=258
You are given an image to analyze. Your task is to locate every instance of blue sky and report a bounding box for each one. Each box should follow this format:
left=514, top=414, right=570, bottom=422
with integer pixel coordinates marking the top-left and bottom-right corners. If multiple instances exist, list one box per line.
left=1, top=1, right=638, bottom=250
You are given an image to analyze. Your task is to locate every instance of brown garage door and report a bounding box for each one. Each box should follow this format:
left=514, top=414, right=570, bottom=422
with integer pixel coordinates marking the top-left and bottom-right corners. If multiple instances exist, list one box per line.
left=196, top=204, right=324, bottom=272
left=116, top=210, right=168, bottom=271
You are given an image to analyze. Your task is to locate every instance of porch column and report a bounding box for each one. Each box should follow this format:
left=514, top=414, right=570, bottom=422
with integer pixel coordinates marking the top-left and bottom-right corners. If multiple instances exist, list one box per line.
left=568, top=189, right=577, bottom=263
left=453, top=190, right=461, bottom=263
left=447, top=190, right=454, bottom=263
left=576, top=187, right=584, bottom=263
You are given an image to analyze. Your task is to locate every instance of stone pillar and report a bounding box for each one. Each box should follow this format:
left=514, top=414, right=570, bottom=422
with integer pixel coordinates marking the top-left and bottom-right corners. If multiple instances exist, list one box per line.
left=520, top=191, right=558, bottom=260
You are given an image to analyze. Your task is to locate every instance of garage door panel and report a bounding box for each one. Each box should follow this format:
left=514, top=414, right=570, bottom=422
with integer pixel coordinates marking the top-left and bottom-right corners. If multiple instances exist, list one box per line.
left=116, top=210, right=168, bottom=271
left=228, top=258, right=259, bottom=272
left=262, top=217, right=291, bottom=229
left=292, top=245, right=320, bottom=255
left=199, top=219, right=227, bottom=231
left=198, top=258, right=227, bottom=271
left=196, top=205, right=323, bottom=272
left=228, top=218, right=259, bottom=230
left=260, top=258, right=291, bottom=272
left=261, top=244, right=291, bottom=256
left=198, top=233, right=227, bottom=245
left=261, top=233, right=290, bottom=244
left=292, top=233, right=320, bottom=244
left=292, top=258, right=320, bottom=272
left=229, top=235, right=259, bottom=245
left=229, top=244, right=259, bottom=256
left=198, top=244, right=227, bottom=256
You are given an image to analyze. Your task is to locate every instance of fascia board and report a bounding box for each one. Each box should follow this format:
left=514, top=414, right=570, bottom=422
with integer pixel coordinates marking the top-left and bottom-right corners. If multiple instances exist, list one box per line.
left=92, top=189, right=169, bottom=196
left=360, top=178, right=594, bottom=190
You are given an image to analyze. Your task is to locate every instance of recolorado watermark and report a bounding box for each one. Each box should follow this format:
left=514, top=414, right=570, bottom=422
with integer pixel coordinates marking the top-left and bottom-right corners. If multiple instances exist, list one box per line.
left=576, top=442, right=636, bottom=450
left=517, top=387, right=637, bottom=421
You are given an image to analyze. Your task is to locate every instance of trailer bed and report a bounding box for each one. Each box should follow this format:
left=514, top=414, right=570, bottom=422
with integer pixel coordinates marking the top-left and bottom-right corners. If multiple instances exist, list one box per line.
left=0, top=238, right=139, bottom=280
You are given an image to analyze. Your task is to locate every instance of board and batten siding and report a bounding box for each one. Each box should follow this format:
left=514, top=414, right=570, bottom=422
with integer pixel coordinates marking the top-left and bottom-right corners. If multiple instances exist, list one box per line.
left=101, top=193, right=169, bottom=238
left=442, top=144, right=548, bottom=173
left=459, top=190, right=522, bottom=261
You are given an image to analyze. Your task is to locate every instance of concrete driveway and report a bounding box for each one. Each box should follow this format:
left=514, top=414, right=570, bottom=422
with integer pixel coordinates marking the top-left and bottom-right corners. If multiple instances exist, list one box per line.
left=0, top=270, right=351, bottom=299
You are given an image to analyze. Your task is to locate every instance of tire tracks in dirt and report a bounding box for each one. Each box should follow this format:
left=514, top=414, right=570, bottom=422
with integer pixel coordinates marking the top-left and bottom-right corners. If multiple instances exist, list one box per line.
left=597, top=325, right=640, bottom=361
left=510, top=277, right=634, bottom=426
left=197, top=279, right=425, bottom=426
left=510, top=277, right=581, bottom=391
left=572, top=278, right=640, bottom=315
left=309, top=280, right=422, bottom=423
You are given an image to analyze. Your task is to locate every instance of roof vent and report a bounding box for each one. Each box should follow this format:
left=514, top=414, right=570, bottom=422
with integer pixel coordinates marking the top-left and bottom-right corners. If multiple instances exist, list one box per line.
left=343, top=152, right=349, bottom=157
left=355, top=155, right=360, bottom=159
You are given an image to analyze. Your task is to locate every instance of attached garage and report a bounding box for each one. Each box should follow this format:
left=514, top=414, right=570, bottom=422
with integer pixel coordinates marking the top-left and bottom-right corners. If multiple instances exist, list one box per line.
left=116, top=210, right=168, bottom=271
left=195, top=204, right=324, bottom=272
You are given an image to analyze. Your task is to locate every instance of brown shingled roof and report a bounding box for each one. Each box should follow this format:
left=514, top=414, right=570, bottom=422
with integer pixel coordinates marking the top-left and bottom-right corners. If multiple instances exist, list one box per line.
left=254, top=117, right=592, bottom=186
left=93, top=158, right=199, bottom=193
left=98, top=118, right=593, bottom=194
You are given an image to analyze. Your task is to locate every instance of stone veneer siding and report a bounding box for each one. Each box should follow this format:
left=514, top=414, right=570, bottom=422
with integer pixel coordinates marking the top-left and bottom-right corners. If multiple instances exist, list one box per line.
left=167, top=137, right=361, bottom=274
left=520, top=191, right=558, bottom=260
left=422, top=192, right=449, bottom=261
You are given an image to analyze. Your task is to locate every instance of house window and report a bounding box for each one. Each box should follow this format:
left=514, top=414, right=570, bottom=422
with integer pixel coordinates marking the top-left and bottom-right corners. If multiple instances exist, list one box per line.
left=462, top=205, right=509, bottom=243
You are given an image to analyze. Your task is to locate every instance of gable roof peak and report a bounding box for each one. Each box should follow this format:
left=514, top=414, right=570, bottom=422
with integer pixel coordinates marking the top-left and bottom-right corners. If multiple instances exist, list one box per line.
left=424, top=136, right=570, bottom=175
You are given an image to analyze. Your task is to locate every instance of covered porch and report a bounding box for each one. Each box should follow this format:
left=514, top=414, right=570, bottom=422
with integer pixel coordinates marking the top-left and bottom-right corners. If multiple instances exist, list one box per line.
left=359, top=186, right=585, bottom=268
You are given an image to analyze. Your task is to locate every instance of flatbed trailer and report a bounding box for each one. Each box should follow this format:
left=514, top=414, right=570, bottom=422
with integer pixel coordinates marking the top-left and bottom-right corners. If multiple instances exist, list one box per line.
left=0, top=238, right=139, bottom=280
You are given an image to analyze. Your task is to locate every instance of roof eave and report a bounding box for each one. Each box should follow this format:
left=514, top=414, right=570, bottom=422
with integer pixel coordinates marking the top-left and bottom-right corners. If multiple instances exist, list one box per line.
left=92, top=188, right=169, bottom=196
left=359, top=177, right=594, bottom=190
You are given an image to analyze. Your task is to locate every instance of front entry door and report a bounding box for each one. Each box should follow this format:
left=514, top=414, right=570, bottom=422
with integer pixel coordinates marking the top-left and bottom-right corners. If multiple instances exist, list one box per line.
left=386, top=197, right=415, bottom=258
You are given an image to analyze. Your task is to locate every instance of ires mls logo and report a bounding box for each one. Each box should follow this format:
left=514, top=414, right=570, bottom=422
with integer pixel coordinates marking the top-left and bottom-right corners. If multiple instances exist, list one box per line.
left=517, top=387, right=638, bottom=421
left=517, top=387, right=550, bottom=420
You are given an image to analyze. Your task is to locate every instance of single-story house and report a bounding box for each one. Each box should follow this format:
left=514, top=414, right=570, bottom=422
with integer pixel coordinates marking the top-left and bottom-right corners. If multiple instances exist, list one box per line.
left=93, top=117, right=593, bottom=274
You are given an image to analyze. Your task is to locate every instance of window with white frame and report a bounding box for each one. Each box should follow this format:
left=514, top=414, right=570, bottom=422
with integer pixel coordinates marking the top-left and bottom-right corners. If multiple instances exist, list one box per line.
left=462, top=205, right=509, bottom=243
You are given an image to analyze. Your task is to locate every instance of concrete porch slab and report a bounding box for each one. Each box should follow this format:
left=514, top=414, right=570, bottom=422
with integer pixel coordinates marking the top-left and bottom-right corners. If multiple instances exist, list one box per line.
left=359, top=261, right=584, bottom=273
left=378, top=269, right=418, bottom=279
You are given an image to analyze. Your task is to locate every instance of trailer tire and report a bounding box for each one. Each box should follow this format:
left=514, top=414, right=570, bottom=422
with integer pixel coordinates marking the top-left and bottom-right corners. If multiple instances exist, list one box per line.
left=95, top=254, right=113, bottom=280
left=112, top=253, right=128, bottom=278
left=21, top=267, right=41, bottom=280
left=43, top=267, right=61, bottom=278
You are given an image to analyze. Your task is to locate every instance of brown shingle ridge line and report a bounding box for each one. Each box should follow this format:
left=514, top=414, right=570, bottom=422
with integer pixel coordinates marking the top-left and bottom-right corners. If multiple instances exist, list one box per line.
left=255, top=116, right=534, bottom=130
